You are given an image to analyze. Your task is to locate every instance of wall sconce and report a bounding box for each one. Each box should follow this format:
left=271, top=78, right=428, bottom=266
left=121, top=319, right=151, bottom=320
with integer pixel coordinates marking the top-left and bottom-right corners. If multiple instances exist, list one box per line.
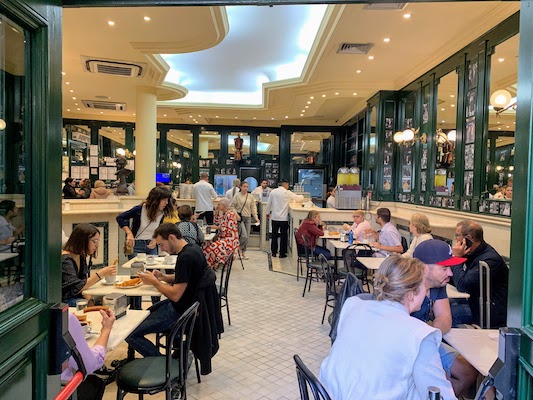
left=172, top=161, right=182, bottom=169
left=490, top=89, right=516, bottom=115
left=116, top=148, right=126, bottom=156
left=0, top=119, right=6, bottom=131
left=393, top=128, right=427, bottom=146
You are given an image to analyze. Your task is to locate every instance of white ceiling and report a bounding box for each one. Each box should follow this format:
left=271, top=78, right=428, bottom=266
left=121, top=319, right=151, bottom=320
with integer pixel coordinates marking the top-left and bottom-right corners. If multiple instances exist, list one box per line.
left=62, top=1, right=519, bottom=142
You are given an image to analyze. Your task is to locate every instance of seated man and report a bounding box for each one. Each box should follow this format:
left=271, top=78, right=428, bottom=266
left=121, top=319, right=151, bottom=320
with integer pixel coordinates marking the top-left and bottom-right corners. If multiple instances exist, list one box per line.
left=126, top=223, right=206, bottom=357
left=366, top=207, right=403, bottom=257
left=412, top=240, right=479, bottom=397
left=451, top=220, right=509, bottom=328
left=342, top=209, right=372, bottom=242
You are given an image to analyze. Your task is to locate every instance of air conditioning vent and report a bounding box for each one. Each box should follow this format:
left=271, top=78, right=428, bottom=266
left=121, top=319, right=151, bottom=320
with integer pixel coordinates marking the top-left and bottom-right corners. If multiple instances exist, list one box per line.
left=81, top=56, right=146, bottom=78
left=82, top=100, right=127, bottom=111
left=363, top=3, right=407, bottom=11
left=337, top=43, right=373, bottom=55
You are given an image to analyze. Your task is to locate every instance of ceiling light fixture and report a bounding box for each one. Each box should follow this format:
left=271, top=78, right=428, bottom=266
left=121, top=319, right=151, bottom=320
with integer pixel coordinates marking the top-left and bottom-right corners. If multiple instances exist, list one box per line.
left=310, top=96, right=314, bottom=99
left=383, top=38, right=391, bottom=43
left=394, top=128, right=426, bottom=146
left=321, top=94, right=326, bottom=97
left=61, top=72, right=66, bottom=75
left=300, top=114, right=304, bottom=117
left=144, top=16, right=151, bottom=21
left=498, top=58, right=505, bottom=62
left=108, top=21, right=115, bottom=26
left=285, top=116, right=289, bottom=119
left=368, top=56, right=374, bottom=60
left=356, top=70, right=362, bottom=74
left=65, top=82, right=70, bottom=85
left=335, top=92, right=339, bottom=95
left=72, top=97, right=76, bottom=100
left=307, top=101, right=311, bottom=104
left=353, top=92, right=358, bottom=96
left=66, top=109, right=71, bottom=112
left=403, top=13, right=412, bottom=19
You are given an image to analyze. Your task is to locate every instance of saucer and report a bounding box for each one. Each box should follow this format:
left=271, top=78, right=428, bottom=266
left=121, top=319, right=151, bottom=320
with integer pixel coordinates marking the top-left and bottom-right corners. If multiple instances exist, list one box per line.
left=102, top=281, right=116, bottom=285
left=146, top=262, right=158, bottom=266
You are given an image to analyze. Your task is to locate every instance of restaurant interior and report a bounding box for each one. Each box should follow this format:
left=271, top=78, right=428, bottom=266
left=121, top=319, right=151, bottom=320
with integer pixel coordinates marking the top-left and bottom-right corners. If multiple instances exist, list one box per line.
left=1, top=1, right=533, bottom=399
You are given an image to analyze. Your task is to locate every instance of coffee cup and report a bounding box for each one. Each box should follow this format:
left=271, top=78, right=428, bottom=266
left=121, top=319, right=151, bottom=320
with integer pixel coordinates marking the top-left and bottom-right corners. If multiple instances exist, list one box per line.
left=76, top=299, right=88, bottom=315
left=105, top=275, right=116, bottom=284
left=82, top=323, right=92, bottom=335
left=146, top=255, right=156, bottom=265
left=205, top=226, right=212, bottom=234
left=164, top=255, right=173, bottom=265
left=137, top=253, right=147, bottom=261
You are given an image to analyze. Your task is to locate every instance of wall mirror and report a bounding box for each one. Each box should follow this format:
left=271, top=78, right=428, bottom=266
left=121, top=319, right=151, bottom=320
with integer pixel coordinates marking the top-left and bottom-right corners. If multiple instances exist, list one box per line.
left=486, top=34, right=518, bottom=201
left=99, top=126, right=125, bottom=158
left=168, top=129, right=192, bottom=181
left=434, top=70, right=458, bottom=196
left=290, top=131, right=331, bottom=164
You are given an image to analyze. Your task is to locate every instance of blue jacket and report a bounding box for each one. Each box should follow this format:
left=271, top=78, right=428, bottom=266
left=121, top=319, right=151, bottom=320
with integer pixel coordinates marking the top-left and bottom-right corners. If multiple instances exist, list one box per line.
left=451, top=241, right=508, bottom=328
left=116, top=205, right=144, bottom=237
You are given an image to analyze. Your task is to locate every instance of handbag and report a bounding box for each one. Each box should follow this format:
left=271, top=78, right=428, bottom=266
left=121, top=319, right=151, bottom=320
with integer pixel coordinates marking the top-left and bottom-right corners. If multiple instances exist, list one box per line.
left=124, top=239, right=134, bottom=255
left=237, top=194, right=248, bottom=220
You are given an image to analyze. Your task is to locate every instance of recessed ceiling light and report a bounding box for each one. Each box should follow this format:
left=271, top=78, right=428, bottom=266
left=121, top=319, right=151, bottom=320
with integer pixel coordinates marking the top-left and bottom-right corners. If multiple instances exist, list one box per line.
left=61, top=72, right=66, bottom=75
left=189, top=115, right=193, bottom=118
left=164, top=114, right=167, bottom=117
left=441, top=108, right=445, bottom=111
left=305, top=106, right=309, bottom=109
left=69, top=89, right=74, bottom=93
left=253, top=117, right=257, bottom=119
left=441, top=120, right=445, bottom=123
left=335, top=92, right=339, bottom=95
left=285, top=116, right=289, bottom=119
left=235, top=117, right=238, bottom=119
left=497, top=121, right=500, bottom=124
left=498, top=127, right=501, bottom=130
left=450, top=95, right=455, bottom=98
left=76, top=108, right=80, bottom=111
left=65, top=82, right=70, bottom=85
left=72, top=97, right=76, bottom=100
left=133, top=113, right=136, bottom=116
left=66, top=109, right=71, bottom=112
left=356, top=70, right=362, bottom=74
left=353, top=92, right=358, bottom=96
left=108, top=21, right=115, bottom=26
left=271, top=117, right=275, bottom=120
left=310, top=96, right=314, bottom=100
left=301, top=110, right=305, bottom=113
left=300, top=114, right=304, bottom=117
left=368, top=56, right=374, bottom=60
left=144, top=16, right=151, bottom=22
left=198, top=114, right=202, bottom=117
left=451, top=104, right=455, bottom=107
left=100, top=111, right=104, bottom=114
left=498, top=58, right=505, bottom=62
left=74, top=103, right=78, bottom=106
left=506, top=125, right=510, bottom=128
left=321, top=94, right=326, bottom=97
left=307, top=101, right=311, bottom=104
left=403, top=13, right=412, bottom=19
left=383, top=38, right=391, bottom=43
left=216, top=116, right=219, bottom=118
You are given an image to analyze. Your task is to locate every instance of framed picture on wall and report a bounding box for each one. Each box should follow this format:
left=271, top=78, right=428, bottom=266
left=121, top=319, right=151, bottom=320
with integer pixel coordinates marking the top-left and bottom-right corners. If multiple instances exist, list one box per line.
left=464, top=171, right=474, bottom=196
left=468, top=61, right=478, bottom=89
left=385, top=118, right=394, bottom=129
left=385, top=130, right=393, bottom=141
left=464, top=144, right=475, bottom=169
left=466, top=90, right=476, bottom=117
left=462, top=199, right=471, bottom=211
left=465, top=118, right=476, bottom=144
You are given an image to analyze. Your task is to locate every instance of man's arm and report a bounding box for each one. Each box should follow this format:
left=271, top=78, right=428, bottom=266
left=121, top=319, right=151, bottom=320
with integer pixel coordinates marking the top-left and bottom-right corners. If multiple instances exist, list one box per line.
left=451, top=264, right=478, bottom=293
left=431, top=298, right=452, bottom=334
left=138, top=271, right=187, bottom=302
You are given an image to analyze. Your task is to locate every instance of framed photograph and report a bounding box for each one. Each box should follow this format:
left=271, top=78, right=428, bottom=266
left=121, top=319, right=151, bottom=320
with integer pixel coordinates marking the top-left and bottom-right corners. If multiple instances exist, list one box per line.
left=489, top=201, right=500, bottom=215
left=420, top=172, right=427, bottom=192
left=383, top=152, right=392, bottom=166
left=385, top=130, right=393, bottom=141
left=419, top=195, right=425, bottom=205
left=403, top=152, right=412, bottom=166
left=385, top=142, right=393, bottom=152
left=385, top=117, right=394, bottom=129
left=402, top=166, right=412, bottom=178
left=383, top=179, right=391, bottom=191
left=500, top=202, right=511, bottom=216
left=402, top=179, right=411, bottom=192
left=479, top=199, right=487, bottom=213
left=462, top=199, right=471, bottom=211
left=422, top=104, right=429, bottom=124
left=464, top=171, right=474, bottom=196
left=383, top=167, right=392, bottom=177
left=421, top=148, right=428, bottom=169
left=466, top=90, right=476, bottom=117
left=405, top=117, right=414, bottom=129
left=465, top=117, right=476, bottom=144
left=464, top=144, right=475, bottom=170
left=468, top=61, right=478, bottom=89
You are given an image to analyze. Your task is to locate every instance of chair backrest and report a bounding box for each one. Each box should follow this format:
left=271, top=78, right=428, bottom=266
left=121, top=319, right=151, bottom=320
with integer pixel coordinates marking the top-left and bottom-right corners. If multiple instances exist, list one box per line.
left=342, top=245, right=372, bottom=274
left=167, top=301, right=200, bottom=385
left=302, top=234, right=313, bottom=262
left=293, top=355, right=332, bottom=400
left=219, top=253, right=234, bottom=298
left=401, top=236, right=408, bottom=253
left=319, top=254, right=336, bottom=298
left=294, top=228, right=305, bottom=257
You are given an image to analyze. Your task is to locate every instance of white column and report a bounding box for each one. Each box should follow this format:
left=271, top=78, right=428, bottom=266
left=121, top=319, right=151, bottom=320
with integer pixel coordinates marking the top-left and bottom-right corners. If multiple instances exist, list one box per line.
left=199, top=137, right=209, bottom=159
left=135, top=86, right=157, bottom=198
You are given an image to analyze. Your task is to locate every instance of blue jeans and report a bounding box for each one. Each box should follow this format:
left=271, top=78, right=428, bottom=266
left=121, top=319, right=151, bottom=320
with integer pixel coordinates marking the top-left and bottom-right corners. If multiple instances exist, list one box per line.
left=128, top=239, right=159, bottom=309
left=125, top=300, right=181, bottom=357
left=313, top=245, right=333, bottom=260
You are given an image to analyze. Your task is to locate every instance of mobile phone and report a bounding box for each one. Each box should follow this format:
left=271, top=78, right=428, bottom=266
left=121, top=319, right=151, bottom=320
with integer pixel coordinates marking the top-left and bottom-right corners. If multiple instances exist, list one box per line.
left=464, top=237, right=473, bottom=249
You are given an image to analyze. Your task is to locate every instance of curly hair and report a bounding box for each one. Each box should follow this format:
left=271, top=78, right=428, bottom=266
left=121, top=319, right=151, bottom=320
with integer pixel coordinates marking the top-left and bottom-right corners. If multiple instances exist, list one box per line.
left=373, top=256, right=426, bottom=303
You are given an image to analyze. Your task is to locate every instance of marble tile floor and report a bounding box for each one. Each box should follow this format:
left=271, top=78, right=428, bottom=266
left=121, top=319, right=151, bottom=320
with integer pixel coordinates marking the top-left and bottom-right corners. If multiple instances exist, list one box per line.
left=102, top=250, right=332, bottom=400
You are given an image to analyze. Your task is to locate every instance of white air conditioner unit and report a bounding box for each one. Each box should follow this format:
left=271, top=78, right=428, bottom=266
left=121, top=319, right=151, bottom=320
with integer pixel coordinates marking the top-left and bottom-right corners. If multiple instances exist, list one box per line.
left=81, top=56, right=146, bottom=78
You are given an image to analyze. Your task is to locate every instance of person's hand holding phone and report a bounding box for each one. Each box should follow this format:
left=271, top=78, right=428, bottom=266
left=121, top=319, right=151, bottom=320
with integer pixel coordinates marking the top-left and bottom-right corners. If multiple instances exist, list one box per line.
left=452, top=238, right=472, bottom=256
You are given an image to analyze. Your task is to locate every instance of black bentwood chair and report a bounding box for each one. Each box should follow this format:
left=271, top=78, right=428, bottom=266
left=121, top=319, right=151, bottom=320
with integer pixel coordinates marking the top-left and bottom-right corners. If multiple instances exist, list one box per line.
left=294, top=228, right=306, bottom=281
left=320, top=254, right=339, bottom=324
left=293, top=355, right=332, bottom=400
left=116, top=302, right=200, bottom=400
left=301, top=234, right=323, bottom=297
left=218, top=252, right=235, bottom=326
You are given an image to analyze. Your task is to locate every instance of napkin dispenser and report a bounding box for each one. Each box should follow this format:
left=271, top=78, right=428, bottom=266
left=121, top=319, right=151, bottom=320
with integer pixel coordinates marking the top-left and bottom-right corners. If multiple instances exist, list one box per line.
left=102, top=293, right=128, bottom=319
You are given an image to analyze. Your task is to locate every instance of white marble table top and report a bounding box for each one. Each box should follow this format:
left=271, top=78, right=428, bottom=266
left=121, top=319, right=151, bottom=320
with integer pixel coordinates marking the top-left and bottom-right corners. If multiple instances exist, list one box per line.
left=446, top=284, right=470, bottom=299
left=82, top=275, right=162, bottom=297
left=70, top=307, right=149, bottom=350
left=443, top=328, right=499, bottom=376
left=355, top=257, right=384, bottom=270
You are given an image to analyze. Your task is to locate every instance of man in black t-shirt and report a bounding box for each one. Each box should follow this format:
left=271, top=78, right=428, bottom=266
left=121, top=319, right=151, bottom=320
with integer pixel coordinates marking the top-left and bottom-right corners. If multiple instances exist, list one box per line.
left=411, top=240, right=478, bottom=397
left=126, top=223, right=206, bottom=357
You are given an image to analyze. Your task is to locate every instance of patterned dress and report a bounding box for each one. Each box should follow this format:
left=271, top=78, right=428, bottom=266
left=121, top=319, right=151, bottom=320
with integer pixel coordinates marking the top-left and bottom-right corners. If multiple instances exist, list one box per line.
left=202, top=210, right=240, bottom=268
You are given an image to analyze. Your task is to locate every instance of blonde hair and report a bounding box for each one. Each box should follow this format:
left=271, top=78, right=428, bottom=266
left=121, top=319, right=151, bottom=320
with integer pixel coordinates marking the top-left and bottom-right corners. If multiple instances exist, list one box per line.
left=306, top=210, right=320, bottom=220
left=373, top=256, right=425, bottom=303
left=353, top=210, right=365, bottom=218
left=410, top=213, right=432, bottom=234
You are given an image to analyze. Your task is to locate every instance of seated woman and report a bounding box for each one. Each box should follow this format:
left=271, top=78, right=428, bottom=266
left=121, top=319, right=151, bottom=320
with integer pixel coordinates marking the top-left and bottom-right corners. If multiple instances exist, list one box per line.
left=0, top=200, right=24, bottom=252
left=296, top=210, right=333, bottom=260
left=402, top=213, right=433, bottom=258
left=62, top=223, right=117, bottom=306
left=319, top=256, right=456, bottom=400
left=342, top=209, right=372, bottom=242
left=176, top=204, right=204, bottom=245
left=62, top=309, right=116, bottom=400
left=202, top=197, right=239, bottom=269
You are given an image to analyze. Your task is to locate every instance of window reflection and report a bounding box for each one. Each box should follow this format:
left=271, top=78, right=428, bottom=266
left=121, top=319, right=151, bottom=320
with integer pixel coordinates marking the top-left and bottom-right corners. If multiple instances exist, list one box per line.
left=487, top=34, right=517, bottom=199
left=290, top=131, right=331, bottom=164
left=168, top=129, right=192, bottom=182
left=0, top=14, right=28, bottom=312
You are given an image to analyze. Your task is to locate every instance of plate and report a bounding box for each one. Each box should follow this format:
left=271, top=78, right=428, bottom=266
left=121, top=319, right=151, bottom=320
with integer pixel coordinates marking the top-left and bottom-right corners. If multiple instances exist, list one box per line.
left=114, top=281, right=143, bottom=289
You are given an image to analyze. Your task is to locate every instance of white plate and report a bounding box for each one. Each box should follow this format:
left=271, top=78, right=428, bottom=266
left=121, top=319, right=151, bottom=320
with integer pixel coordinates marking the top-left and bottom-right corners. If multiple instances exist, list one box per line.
left=114, top=282, right=143, bottom=289
left=146, top=261, right=159, bottom=266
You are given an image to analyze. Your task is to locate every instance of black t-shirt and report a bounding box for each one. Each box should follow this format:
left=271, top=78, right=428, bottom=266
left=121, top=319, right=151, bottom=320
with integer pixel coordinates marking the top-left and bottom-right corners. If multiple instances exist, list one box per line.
left=410, top=286, right=447, bottom=322
left=173, top=243, right=207, bottom=313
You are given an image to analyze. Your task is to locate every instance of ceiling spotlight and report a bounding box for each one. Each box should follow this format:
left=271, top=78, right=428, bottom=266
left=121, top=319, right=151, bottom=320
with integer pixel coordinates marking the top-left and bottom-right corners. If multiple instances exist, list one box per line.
left=69, top=89, right=74, bottom=93
left=133, top=113, right=136, bottom=116
left=164, top=114, right=167, bottom=117
left=108, top=21, right=115, bottom=26
left=498, top=58, right=505, bottom=62
left=144, top=16, right=151, bottom=21
left=310, top=96, right=314, bottom=99
left=383, top=38, right=391, bottom=43
left=216, top=116, right=219, bottom=118
left=285, top=116, right=289, bottom=119
left=61, top=72, right=66, bottom=75
left=65, top=82, right=70, bottom=85
left=335, top=92, right=339, bottom=95
left=450, top=95, right=455, bottom=98
left=451, top=104, right=456, bottom=107
left=321, top=94, right=326, bottom=97
left=368, top=56, right=374, bottom=60
left=72, top=97, right=76, bottom=100
left=189, top=115, right=193, bottom=118
left=253, top=117, right=257, bottom=119
left=235, top=117, right=238, bottom=119
left=307, top=101, right=311, bottom=104
left=403, top=13, right=412, bottom=19
left=305, top=106, right=309, bottom=109
left=300, top=114, right=304, bottom=117
left=100, top=111, right=104, bottom=114
left=66, top=109, right=70, bottom=112
left=76, top=108, right=80, bottom=111
left=353, top=92, right=358, bottom=96
left=74, top=103, right=78, bottom=106
left=198, top=114, right=201, bottom=117
left=356, top=70, right=362, bottom=74
left=271, top=117, right=275, bottom=120
left=441, top=108, right=445, bottom=111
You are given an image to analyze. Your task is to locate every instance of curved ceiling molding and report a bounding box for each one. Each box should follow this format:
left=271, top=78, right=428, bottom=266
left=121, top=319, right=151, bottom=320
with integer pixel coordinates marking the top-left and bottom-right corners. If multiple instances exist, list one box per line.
left=157, top=83, right=188, bottom=101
